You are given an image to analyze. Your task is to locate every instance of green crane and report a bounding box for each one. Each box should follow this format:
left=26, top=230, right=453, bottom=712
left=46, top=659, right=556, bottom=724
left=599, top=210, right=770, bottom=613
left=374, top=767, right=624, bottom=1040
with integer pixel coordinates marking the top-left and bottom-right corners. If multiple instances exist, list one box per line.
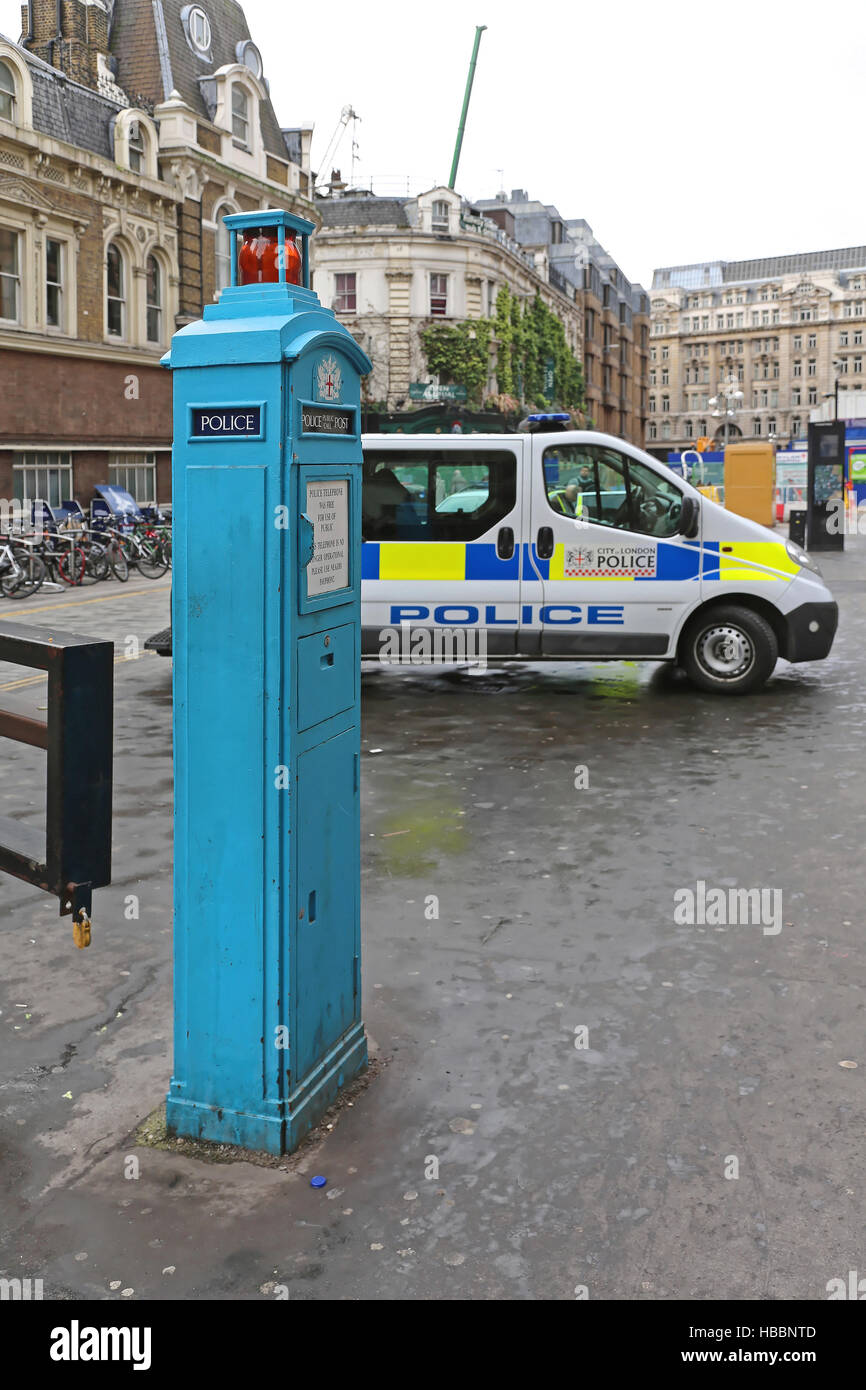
left=448, top=25, right=487, bottom=190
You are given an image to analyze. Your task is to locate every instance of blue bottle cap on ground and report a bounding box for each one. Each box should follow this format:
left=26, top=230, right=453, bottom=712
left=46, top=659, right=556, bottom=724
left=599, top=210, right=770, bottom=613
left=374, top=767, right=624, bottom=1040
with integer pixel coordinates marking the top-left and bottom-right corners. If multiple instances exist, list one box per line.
left=311, top=1175, right=327, bottom=1188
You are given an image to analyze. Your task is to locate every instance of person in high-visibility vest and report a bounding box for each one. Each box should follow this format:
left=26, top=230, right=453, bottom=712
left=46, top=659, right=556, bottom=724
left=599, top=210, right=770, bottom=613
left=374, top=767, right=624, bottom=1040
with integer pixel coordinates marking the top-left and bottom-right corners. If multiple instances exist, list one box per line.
left=548, top=481, right=579, bottom=516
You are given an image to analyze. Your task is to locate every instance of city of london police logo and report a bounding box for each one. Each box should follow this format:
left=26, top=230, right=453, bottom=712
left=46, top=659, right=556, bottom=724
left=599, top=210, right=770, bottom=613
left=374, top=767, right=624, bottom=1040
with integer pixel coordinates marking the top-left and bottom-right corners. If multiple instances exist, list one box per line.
left=564, top=542, right=657, bottom=578
left=315, top=355, right=343, bottom=403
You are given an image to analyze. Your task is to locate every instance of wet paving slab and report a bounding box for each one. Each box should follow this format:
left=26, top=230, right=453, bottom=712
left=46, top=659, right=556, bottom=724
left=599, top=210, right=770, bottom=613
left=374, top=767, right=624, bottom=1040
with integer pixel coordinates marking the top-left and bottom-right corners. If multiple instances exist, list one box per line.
left=0, top=550, right=864, bottom=1299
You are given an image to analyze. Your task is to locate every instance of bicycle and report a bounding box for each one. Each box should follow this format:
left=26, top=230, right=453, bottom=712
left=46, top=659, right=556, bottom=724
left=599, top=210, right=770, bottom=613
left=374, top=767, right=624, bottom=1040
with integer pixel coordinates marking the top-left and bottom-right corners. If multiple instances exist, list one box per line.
left=19, top=529, right=86, bottom=587
left=145, top=521, right=172, bottom=568
left=73, top=528, right=130, bottom=584
left=0, top=537, right=46, bottom=599
left=112, top=524, right=170, bottom=579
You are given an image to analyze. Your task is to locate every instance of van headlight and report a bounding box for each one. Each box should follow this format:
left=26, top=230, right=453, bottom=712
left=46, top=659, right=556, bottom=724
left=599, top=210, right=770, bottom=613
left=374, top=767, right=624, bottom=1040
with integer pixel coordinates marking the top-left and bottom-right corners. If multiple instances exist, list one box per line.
left=785, top=538, right=822, bottom=576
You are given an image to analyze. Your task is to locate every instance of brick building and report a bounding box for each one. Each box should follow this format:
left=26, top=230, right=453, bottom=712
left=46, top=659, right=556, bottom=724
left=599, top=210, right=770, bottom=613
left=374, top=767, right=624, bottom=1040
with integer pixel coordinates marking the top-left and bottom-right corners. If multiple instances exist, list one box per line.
left=0, top=0, right=314, bottom=510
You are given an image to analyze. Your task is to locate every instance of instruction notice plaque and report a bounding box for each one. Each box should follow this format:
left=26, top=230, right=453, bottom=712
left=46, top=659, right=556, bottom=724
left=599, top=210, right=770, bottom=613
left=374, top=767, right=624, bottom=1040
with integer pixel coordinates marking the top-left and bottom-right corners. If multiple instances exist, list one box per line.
left=305, top=479, right=350, bottom=596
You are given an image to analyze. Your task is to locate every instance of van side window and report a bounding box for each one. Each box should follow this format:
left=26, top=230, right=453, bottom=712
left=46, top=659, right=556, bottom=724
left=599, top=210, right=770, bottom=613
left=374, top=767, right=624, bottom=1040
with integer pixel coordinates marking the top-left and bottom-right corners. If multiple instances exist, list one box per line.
left=363, top=451, right=517, bottom=541
left=623, top=454, right=683, bottom=537
left=543, top=444, right=682, bottom=538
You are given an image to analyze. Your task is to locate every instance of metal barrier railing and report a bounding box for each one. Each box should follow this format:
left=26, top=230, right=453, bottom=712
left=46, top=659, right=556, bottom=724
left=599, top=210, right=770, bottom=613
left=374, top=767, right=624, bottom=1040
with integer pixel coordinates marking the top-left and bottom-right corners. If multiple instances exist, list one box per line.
left=0, top=622, right=113, bottom=947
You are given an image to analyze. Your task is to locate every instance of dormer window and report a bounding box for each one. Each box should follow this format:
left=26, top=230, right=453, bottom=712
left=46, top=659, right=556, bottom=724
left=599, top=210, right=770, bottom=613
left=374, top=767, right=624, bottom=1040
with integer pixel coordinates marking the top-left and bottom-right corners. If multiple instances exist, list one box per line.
left=182, top=5, right=212, bottom=57
left=232, top=85, right=250, bottom=145
left=432, top=200, right=449, bottom=233
left=236, top=40, right=263, bottom=79
left=0, top=61, right=15, bottom=121
left=114, top=109, right=157, bottom=177
left=128, top=120, right=144, bottom=173
left=190, top=7, right=211, bottom=51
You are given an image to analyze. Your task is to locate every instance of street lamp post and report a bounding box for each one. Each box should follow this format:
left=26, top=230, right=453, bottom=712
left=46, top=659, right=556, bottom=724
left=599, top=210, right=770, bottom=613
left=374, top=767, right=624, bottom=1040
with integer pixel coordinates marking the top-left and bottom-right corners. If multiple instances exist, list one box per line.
left=708, top=374, right=745, bottom=446
left=823, top=358, right=843, bottom=420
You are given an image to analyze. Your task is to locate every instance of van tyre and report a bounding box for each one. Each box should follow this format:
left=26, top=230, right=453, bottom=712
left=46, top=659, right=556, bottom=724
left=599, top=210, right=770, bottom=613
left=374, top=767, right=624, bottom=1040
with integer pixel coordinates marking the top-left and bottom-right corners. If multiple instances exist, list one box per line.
left=681, top=605, right=778, bottom=694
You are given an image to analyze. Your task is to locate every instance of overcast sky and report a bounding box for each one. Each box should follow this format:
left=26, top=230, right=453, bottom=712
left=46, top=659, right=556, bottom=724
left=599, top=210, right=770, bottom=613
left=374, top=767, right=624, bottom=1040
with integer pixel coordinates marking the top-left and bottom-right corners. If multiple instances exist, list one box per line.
left=3, top=0, right=864, bottom=287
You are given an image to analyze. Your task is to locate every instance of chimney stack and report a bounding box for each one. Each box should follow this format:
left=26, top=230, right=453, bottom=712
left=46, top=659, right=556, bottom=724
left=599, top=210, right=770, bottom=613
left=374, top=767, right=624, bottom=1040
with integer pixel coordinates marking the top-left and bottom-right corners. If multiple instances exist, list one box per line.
left=21, top=0, right=110, bottom=90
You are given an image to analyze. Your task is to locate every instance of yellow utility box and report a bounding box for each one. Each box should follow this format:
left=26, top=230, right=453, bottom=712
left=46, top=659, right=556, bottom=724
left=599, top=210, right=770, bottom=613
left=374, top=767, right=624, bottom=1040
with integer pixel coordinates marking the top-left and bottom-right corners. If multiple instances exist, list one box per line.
left=724, top=441, right=776, bottom=527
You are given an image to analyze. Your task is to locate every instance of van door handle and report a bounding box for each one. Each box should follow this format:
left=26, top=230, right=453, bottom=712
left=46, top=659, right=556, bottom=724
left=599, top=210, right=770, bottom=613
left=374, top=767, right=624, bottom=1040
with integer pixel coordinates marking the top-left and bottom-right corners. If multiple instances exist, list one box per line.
left=497, top=525, right=514, bottom=559
left=536, top=525, right=554, bottom=560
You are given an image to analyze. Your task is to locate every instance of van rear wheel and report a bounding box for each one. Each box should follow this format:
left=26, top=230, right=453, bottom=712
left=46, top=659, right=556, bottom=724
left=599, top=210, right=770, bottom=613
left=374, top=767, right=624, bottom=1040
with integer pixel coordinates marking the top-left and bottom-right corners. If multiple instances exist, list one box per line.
left=681, top=605, right=778, bottom=694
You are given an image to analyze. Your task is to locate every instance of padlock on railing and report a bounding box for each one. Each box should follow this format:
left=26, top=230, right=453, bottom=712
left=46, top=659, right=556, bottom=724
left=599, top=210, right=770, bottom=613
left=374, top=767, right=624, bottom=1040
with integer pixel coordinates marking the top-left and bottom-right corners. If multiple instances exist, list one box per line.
left=73, top=908, right=92, bottom=949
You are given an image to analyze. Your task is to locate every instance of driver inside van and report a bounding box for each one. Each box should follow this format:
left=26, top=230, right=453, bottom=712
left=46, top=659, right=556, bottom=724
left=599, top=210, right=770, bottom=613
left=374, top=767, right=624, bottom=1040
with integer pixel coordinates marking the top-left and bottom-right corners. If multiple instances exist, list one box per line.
left=364, top=465, right=415, bottom=539
left=548, top=481, right=579, bottom=516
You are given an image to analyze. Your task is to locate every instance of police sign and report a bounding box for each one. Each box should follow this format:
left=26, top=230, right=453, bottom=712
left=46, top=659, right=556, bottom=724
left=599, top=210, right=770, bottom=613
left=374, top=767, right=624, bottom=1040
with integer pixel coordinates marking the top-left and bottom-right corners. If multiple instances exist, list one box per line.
left=191, top=406, right=263, bottom=438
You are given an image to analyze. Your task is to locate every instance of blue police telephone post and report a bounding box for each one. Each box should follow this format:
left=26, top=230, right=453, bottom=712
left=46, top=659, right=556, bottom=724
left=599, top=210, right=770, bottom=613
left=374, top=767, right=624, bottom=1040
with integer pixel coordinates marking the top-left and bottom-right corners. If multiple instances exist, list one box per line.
left=163, top=210, right=372, bottom=1154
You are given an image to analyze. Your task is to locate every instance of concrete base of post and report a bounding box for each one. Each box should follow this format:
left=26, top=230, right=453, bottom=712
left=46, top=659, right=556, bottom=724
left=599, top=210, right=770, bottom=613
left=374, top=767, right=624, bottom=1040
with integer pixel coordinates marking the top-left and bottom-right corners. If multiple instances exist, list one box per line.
left=165, top=1023, right=368, bottom=1155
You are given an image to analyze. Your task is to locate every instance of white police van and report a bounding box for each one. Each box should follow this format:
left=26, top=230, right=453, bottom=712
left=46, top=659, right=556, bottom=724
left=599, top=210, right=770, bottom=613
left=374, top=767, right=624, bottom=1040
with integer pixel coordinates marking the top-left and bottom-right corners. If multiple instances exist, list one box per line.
left=360, top=419, right=838, bottom=694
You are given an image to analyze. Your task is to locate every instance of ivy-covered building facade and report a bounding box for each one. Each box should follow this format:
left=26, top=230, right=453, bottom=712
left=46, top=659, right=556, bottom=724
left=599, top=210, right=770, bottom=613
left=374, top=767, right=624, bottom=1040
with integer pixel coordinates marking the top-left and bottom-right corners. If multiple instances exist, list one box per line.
left=475, top=193, right=650, bottom=444
left=313, top=184, right=586, bottom=428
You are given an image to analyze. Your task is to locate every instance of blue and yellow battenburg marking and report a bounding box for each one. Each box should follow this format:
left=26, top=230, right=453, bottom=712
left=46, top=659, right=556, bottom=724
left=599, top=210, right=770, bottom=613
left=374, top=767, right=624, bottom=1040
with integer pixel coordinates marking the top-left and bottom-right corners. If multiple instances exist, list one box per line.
left=361, top=538, right=801, bottom=584
left=362, top=542, right=518, bottom=581
left=702, top=540, right=800, bottom=583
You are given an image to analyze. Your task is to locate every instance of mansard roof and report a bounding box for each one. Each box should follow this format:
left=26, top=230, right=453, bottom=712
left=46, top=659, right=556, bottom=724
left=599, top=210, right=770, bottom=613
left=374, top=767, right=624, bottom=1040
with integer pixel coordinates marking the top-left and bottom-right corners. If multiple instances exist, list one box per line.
left=317, top=198, right=412, bottom=229
left=109, top=0, right=290, bottom=160
left=9, top=40, right=123, bottom=159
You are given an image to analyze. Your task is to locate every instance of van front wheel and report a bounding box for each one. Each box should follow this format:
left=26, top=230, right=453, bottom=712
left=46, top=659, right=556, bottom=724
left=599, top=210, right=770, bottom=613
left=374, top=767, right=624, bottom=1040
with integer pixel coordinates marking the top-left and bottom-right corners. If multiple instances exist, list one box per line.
left=681, top=605, right=778, bottom=694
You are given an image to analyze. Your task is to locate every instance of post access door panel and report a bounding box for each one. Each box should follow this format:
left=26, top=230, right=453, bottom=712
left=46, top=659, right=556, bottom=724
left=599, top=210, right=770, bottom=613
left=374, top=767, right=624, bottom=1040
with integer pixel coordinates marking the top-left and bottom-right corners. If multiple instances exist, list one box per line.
left=296, top=623, right=357, bottom=732
left=294, top=726, right=359, bottom=1078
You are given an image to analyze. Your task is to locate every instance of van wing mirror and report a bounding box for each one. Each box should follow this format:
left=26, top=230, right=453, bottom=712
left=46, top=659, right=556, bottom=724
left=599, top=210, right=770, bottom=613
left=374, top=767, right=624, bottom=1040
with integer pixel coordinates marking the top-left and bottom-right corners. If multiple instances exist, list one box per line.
left=679, top=495, right=700, bottom=539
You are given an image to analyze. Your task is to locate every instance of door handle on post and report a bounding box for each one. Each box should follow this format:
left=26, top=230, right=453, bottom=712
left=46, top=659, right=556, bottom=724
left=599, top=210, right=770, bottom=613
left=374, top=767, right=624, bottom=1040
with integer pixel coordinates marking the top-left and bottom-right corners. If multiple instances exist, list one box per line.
left=536, top=525, right=554, bottom=560
left=497, top=525, right=515, bottom=559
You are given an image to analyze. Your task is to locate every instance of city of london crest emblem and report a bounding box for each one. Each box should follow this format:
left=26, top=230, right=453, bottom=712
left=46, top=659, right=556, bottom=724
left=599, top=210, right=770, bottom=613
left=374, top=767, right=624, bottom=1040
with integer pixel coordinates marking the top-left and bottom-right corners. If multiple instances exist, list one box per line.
left=315, top=355, right=342, bottom=403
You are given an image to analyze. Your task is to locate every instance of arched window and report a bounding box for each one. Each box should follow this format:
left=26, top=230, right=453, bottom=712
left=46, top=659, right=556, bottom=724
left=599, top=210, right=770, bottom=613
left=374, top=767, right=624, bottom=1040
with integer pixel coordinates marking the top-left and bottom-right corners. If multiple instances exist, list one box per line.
left=213, top=203, right=238, bottom=296
left=236, top=40, right=262, bottom=77
left=232, top=84, right=250, bottom=145
left=146, top=255, right=162, bottom=343
left=0, top=61, right=15, bottom=121
left=114, top=110, right=156, bottom=178
left=106, top=243, right=125, bottom=337
left=683, top=419, right=693, bottom=438
left=128, top=119, right=145, bottom=173
left=215, top=214, right=231, bottom=293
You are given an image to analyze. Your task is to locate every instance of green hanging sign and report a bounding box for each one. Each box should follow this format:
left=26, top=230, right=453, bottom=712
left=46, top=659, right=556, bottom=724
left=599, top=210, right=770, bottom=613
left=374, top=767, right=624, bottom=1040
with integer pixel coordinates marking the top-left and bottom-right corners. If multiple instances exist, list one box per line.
left=409, top=383, right=468, bottom=402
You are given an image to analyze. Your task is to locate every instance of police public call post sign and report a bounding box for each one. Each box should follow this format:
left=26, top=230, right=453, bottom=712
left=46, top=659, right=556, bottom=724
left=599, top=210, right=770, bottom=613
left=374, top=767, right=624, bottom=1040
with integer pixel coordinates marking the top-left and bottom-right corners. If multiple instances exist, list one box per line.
left=301, top=406, right=354, bottom=435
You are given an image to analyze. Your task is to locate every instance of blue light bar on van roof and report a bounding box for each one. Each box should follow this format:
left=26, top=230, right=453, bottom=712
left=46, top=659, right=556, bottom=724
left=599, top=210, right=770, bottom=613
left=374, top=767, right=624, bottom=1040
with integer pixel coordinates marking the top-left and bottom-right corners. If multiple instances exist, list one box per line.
left=527, top=413, right=570, bottom=422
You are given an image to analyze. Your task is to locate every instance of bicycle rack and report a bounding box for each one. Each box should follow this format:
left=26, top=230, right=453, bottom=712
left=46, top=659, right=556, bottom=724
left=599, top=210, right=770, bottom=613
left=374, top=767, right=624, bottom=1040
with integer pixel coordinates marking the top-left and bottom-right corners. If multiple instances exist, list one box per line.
left=0, top=623, right=113, bottom=946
